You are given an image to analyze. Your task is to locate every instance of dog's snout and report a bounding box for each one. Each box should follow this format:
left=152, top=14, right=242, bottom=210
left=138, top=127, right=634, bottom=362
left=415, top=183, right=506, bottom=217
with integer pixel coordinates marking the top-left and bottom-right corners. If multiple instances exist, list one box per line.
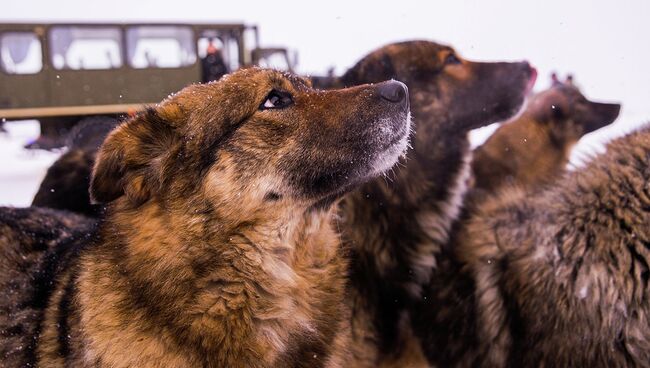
left=596, top=102, right=621, bottom=124
left=378, top=80, right=408, bottom=104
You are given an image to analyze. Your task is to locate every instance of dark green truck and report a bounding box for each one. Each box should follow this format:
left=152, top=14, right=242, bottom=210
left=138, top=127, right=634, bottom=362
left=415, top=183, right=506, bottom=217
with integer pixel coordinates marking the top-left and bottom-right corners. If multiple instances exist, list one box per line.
left=0, top=22, right=296, bottom=147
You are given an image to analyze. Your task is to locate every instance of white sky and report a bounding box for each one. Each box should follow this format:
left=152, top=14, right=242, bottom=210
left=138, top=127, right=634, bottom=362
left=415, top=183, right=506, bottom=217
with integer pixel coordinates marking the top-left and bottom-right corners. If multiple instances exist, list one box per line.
left=2, top=0, right=650, bottom=205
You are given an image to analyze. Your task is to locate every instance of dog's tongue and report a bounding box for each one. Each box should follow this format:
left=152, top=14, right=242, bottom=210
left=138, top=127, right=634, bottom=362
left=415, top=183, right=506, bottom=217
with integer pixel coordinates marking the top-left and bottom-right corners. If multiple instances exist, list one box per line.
left=526, top=66, right=538, bottom=94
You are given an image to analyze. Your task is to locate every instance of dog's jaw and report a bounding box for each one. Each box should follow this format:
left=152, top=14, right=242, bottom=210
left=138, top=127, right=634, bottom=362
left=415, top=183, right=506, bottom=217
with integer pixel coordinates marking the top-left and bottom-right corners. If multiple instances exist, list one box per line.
left=369, top=113, right=412, bottom=178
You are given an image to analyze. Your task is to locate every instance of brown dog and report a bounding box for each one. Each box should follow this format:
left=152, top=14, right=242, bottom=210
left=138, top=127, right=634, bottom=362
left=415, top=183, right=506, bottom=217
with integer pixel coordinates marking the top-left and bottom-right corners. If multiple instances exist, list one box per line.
left=32, top=149, right=102, bottom=216
left=32, top=116, right=119, bottom=216
left=336, top=41, right=535, bottom=366
left=0, top=68, right=411, bottom=367
left=411, top=74, right=621, bottom=367
left=471, top=73, right=620, bottom=202
left=414, top=123, right=650, bottom=367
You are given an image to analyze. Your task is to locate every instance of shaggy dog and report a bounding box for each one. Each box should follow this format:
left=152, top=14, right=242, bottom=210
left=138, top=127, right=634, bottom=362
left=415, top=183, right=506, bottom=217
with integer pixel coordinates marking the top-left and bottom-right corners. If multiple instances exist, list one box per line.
left=336, top=40, right=535, bottom=366
left=32, top=116, right=118, bottom=216
left=471, top=73, right=620, bottom=202
left=413, top=73, right=621, bottom=367
left=414, top=123, right=650, bottom=367
left=0, top=68, right=411, bottom=367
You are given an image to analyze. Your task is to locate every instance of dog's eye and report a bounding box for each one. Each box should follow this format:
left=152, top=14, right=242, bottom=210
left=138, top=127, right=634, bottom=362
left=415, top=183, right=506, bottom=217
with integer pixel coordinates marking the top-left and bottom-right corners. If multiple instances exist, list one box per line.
left=551, top=104, right=564, bottom=118
left=444, top=54, right=461, bottom=65
left=260, top=90, right=293, bottom=110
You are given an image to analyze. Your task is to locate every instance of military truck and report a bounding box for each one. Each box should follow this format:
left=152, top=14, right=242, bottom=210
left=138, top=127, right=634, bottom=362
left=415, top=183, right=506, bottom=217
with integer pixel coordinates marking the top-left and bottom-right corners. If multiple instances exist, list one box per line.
left=0, top=22, right=296, bottom=148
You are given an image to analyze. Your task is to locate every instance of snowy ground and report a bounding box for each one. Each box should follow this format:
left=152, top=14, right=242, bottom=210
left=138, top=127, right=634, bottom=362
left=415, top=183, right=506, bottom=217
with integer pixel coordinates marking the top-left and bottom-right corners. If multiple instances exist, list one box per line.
left=0, top=121, right=62, bottom=207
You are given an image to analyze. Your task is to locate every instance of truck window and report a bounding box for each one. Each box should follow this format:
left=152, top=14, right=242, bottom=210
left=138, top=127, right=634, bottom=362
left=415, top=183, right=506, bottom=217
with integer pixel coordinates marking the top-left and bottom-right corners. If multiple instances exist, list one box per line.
left=197, top=36, right=228, bottom=82
left=0, top=32, right=42, bottom=74
left=50, top=27, right=123, bottom=70
left=197, top=31, right=240, bottom=73
left=126, top=26, right=196, bottom=69
left=197, top=36, right=225, bottom=58
left=225, top=37, right=240, bottom=71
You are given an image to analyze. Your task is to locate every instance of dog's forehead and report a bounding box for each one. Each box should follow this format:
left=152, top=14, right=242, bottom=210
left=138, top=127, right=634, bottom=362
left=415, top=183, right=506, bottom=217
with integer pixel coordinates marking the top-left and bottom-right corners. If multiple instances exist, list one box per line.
left=392, top=41, right=453, bottom=60
left=232, top=68, right=311, bottom=93
left=366, top=41, right=454, bottom=73
left=268, top=71, right=312, bottom=92
left=225, top=67, right=306, bottom=86
left=550, top=84, right=583, bottom=102
left=536, top=89, right=564, bottom=105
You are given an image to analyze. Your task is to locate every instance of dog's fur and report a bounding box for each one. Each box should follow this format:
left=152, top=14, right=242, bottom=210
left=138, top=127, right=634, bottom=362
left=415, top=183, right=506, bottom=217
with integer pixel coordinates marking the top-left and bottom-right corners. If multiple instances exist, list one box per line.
left=414, top=124, right=650, bottom=367
left=335, top=41, right=535, bottom=366
left=0, top=67, right=411, bottom=367
left=32, top=149, right=101, bottom=216
left=411, top=74, right=621, bottom=367
left=32, top=116, right=118, bottom=217
left=0, top=207, right=97, bottom=365
left=471, top=74, right=620, bottom=202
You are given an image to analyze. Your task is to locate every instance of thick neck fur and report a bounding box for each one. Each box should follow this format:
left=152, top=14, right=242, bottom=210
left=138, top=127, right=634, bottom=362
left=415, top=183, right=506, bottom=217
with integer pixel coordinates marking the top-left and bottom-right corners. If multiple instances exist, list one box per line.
left=69, top=195, right=346, bottom=367
left=341, top=119, right=473, bottom=360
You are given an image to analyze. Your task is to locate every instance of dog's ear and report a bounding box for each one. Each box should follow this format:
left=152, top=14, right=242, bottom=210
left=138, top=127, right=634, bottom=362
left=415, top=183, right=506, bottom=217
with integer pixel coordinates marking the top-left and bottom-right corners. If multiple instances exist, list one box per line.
left=340, top=52, right=396, bottom=86
left=90, top=107, right=179, bottom=206
left=565, top=74, right=574, bottom=85
left=551, top=72, right=562, bottom=86
left=90, top=72, right=263, bottom=206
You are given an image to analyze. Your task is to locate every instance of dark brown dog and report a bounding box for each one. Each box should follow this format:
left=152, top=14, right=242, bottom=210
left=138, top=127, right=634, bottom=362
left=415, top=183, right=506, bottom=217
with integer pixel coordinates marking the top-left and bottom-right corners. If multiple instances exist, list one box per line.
left=32, top=149, right=101, bottom=216
left=414, top=124, right=650, bottom=367
left=32, top=116, right=118, bottom=216
left=0, top=207, right=97, bottom=365
left=336, top=41, right=535, bottom=366
left=0, top=67, right=411, bottom=367
left=471, top=74, right=620, bottom=202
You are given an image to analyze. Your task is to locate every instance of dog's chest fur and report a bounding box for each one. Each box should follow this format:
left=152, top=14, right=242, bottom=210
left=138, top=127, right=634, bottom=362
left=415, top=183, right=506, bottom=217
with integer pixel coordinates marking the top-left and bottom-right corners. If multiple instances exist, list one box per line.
left=31, top=203, right=348, bottom=368
left=342, top=133, right=473, bottom=366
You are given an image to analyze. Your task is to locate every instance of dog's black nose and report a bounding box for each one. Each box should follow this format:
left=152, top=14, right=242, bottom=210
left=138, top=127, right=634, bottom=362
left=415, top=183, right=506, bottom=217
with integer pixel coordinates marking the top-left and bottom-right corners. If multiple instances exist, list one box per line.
left=378, top=80, right=408, bottom=104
